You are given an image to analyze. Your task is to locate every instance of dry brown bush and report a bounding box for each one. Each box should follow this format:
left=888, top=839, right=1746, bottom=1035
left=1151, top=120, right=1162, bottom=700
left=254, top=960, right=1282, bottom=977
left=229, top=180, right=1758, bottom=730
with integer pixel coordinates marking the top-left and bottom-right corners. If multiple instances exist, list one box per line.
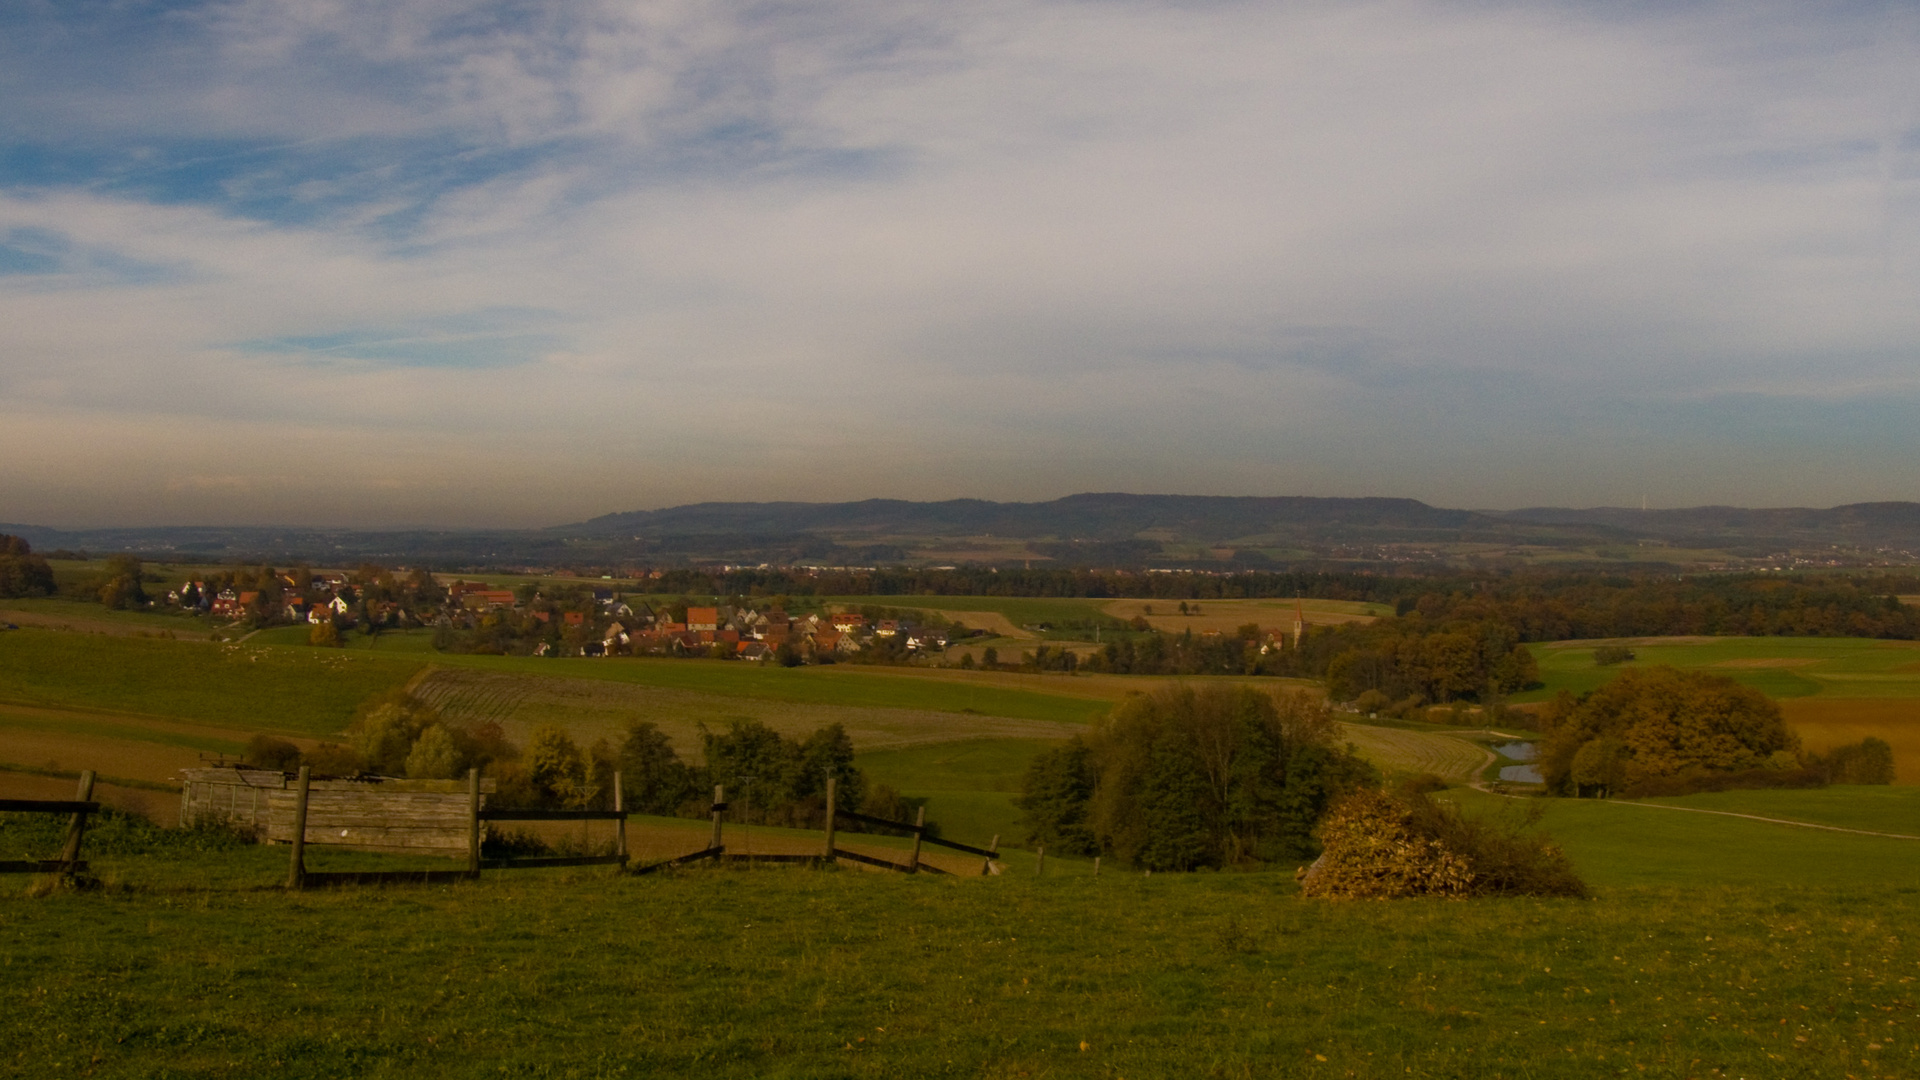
left=1299, top=788, right=1586, bottom=900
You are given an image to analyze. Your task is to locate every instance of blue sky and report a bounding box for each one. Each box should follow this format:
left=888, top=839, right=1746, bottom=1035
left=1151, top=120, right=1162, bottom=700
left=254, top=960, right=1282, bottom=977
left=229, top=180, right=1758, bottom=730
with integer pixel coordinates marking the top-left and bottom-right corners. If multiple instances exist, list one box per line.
left=2, top=0, right=1918, bottom=527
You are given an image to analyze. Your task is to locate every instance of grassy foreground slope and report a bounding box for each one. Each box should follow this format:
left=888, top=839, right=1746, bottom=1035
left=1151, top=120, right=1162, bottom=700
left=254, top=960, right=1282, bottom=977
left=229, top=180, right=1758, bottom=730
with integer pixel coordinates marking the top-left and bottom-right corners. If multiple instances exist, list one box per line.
left=2, top=860, right=1915, bottom=1080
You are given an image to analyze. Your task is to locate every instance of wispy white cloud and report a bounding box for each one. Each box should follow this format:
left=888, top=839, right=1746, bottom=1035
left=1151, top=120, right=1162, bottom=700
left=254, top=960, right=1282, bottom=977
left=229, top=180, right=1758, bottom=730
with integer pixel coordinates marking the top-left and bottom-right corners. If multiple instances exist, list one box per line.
left=1, top=0, right=1919, bottom=525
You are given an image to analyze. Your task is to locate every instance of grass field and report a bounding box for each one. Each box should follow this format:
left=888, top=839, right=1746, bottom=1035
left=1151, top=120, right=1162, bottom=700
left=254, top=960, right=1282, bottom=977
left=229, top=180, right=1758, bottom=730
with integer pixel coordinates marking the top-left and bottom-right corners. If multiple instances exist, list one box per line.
left=1, top=822, right=1916, bottom=1079
left=855, top=738, right=1050, bottom=843
left=0, top=597, right=227, bottom=637
left=1523, top=636, right=1920, bottom=701
left=1447, top=786, right=1920, bottom=889
left=7, top=607, right=1920, bottom=1078
left=0, top=629, right=421, bottom=737
left=1636, top=785, right=1920, bottom=834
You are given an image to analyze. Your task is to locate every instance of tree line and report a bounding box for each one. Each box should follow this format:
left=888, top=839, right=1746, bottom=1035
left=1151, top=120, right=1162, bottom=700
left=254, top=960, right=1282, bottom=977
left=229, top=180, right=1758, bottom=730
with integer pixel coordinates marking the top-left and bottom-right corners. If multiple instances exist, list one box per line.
left=0, top=536, right=55, bottom=598
left=244, top=691, right=920, bottom=829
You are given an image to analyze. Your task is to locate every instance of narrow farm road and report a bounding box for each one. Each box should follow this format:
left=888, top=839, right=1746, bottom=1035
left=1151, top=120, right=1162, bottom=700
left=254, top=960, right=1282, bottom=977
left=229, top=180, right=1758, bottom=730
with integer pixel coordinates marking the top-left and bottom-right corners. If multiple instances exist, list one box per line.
left=1596, top=799, right=1920, bottom=840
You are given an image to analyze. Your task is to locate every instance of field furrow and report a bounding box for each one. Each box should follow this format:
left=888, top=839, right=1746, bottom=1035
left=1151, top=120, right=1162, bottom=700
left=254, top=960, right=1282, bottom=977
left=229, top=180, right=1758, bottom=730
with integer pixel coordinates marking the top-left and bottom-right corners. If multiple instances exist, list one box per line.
left=1336, top=721, right=1489, bottom=780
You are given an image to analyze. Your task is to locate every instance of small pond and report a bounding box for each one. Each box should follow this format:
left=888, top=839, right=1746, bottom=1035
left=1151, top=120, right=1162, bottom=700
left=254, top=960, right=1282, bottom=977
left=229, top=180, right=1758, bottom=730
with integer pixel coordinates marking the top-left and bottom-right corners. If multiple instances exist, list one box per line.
left=1492, top=741, right=1542, bottom=784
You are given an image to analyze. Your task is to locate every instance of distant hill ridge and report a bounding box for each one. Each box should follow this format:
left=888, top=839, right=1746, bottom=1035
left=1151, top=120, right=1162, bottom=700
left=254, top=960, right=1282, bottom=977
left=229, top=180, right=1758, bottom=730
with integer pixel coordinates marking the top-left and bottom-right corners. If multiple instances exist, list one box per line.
left=563, top=493, right=1488, bottom=541
left=5, top=494, right=1919, bottom=565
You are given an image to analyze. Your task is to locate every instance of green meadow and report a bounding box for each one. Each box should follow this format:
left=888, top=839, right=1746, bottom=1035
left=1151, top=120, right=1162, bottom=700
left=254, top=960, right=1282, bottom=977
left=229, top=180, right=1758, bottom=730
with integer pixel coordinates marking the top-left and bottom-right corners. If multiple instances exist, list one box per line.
left=6, top=606, right=1920, bottom=1078
left=1520, top=635, right=1920, bottom=701
left=0, top=630, right=421, bottom=737
left=3, top=792, right=1918, bottom=1080
left=855, top=738, right=1048, bottom=843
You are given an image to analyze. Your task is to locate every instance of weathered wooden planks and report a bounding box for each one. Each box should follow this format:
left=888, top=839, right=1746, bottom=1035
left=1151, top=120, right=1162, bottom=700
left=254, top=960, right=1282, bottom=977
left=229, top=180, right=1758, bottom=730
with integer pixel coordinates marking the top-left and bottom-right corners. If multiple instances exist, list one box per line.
left=266, top=787, right=487, bottom=855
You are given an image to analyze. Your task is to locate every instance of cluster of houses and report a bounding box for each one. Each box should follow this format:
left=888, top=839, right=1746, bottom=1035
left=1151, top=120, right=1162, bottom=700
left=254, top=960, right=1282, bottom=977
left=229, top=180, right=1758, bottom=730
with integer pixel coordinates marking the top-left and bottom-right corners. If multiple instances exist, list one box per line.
left=167, top=572, right=413, bottom=628
left=449, top=585, right=954, bottom=660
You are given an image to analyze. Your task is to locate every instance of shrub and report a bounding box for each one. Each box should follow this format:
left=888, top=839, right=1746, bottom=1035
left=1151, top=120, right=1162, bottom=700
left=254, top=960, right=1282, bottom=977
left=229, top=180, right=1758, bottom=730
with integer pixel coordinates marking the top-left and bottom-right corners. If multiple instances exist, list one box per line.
left=1298, top=789, right=1474, bottom=900
left=1593, top=645, right=1636, bottom=666
left=1300, top=788, right=1586, bottom=900
left=405, top=725, right=462, bottom=779
left=242, top=734, right=302, bottom=772
left=1621, top=767, right=1824, bottom=798
left=1809, top=737, right=1896, bottom=785
left=303, top=743, right=364, bottom=776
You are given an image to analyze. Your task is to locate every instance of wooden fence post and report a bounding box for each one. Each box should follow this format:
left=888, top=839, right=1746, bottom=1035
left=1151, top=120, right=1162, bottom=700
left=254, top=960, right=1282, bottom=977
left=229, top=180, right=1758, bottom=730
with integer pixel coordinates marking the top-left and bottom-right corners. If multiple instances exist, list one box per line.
left=983, top=835, right=998, bottom=877
left=822, top=775, right=837, bottom=863
left=467, top=767, right=481, bottom=877
left=1093, top=856, right=1101, bottom=878
left=1035, top=845, right=1045, bottom=876
left=613, top=770, right=627, bottom=864
left=709, top=784, right=725, bottom=853
left=56, top=771, right=95, bottom=874
left=908, top=805, right=925, bottom=874
left=286, top=765, right=310, bottom=890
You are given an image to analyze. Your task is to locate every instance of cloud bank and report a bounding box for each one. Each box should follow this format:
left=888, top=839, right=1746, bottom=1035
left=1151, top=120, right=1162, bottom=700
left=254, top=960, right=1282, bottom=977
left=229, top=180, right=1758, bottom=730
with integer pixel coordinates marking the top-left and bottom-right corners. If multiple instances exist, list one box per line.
left=1, top=0, right=1917, bottom=526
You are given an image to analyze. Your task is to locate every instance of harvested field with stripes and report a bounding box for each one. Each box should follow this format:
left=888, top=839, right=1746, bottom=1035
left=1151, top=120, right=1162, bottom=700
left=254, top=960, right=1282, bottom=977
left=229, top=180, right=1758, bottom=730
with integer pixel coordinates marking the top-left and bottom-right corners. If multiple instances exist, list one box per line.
left=1335, top=721, right=1490, bottom=781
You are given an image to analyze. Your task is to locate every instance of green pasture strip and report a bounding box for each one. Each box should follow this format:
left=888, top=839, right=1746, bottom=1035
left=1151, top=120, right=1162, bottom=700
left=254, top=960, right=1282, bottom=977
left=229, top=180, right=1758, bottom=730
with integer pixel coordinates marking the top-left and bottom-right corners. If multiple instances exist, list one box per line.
left=856, top=738, right=1048, bottom=794
left=0, top=597, right=218, bottom=633
left=825, top=594, right=1116, bottom=625
left=1637, top=785, right=1920, bottom=834
left=913, top=790, right=1026, bottom=849
left=0, top=630, right=421, bottom=737
left=2, top=868, right=1915, bottom=1080
left=1447, top=787, right=1920, bottom=890
left=858, top=738, right=1051, bottom=845
left=1518, top=635, right=1920, bottom=701
left=0, top=706, right=244, bottom=756
left=418, top=653, right=1110, bottom=725
left=249, top=625, right=440, bottom=652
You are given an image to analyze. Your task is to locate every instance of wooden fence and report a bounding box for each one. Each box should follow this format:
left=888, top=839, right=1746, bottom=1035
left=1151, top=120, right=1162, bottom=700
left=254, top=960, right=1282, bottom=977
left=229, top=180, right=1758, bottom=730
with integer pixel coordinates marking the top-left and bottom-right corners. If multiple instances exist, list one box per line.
left=12, top=764, right=1002, bottom=888
left=0, top=771, right=99, bottom=876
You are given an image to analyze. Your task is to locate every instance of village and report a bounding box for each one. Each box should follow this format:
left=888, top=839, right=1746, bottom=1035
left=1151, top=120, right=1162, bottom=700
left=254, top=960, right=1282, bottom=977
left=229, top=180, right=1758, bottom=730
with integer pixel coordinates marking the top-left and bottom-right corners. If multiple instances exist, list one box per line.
left=161, top=567, right=954, bottom=661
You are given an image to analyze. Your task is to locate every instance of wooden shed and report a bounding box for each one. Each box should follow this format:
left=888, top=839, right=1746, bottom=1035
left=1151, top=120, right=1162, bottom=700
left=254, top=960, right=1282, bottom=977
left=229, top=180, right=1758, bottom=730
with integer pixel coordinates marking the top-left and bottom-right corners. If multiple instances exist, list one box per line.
left=181, top=769, right=495, bottom=856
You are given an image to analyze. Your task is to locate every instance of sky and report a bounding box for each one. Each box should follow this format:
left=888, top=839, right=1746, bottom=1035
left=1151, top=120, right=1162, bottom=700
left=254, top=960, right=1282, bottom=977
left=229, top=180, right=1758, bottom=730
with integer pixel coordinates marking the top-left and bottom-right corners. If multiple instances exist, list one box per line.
left=2, top=0, right=1918, bottom=528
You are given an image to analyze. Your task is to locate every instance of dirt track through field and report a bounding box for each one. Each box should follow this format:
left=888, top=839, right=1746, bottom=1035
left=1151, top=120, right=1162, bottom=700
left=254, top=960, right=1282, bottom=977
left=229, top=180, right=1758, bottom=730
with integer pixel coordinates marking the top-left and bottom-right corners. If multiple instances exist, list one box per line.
left=1596, top=799, right=1920, bottom=840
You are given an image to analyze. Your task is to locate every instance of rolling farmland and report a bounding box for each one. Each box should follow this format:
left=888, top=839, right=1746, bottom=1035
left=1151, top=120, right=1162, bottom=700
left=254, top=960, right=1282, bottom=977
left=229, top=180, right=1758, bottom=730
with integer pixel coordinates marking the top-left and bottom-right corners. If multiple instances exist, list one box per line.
left=1335, top=722, right=1490, bottom=781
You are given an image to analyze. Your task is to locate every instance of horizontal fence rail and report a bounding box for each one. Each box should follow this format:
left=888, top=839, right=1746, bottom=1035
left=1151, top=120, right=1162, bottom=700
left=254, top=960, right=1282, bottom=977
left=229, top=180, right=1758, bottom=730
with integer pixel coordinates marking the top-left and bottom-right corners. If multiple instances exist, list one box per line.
left=0, top=859, right=92, bottom=874
left=630, top=845, right=723, bottom=876
left=0, top=799, right=99, bottom=815
left=0, top=772, right=97, bottom=876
